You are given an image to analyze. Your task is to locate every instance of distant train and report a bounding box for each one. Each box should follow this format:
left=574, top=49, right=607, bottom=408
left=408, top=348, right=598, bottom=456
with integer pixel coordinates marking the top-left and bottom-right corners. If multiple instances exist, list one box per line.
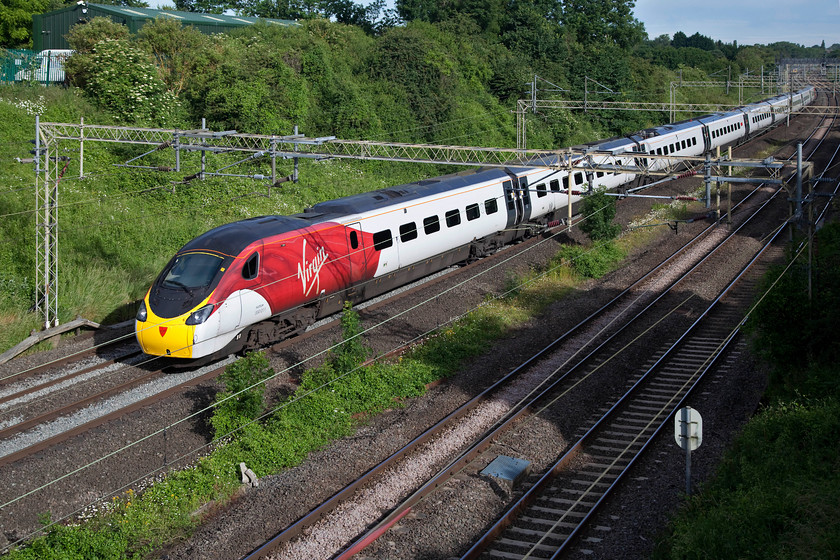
left=136, top=86, right=816, bottom=360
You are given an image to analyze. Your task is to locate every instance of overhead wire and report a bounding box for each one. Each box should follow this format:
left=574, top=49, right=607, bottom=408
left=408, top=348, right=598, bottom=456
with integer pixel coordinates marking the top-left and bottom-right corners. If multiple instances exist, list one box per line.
left=0, top=196, right=614, bottom=547
left=0, top=87, right=824, bottom=546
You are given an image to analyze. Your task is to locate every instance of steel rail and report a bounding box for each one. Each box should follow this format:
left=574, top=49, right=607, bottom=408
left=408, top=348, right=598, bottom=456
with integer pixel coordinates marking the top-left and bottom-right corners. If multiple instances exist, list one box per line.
left=460, top=91, right=837, bottom=560
left=464, top=222, right=790, bottom=560
left=237, top=94, right=832, bottom=560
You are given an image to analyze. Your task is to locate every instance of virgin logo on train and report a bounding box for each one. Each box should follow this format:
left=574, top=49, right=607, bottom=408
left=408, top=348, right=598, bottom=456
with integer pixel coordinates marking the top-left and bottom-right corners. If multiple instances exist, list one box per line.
left=297, top=239, right=329, bottom=297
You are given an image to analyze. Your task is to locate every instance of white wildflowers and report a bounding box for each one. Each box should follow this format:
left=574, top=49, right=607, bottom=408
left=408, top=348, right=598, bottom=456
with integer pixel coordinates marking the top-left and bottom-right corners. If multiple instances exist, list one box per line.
left=0, top=95, right=46, bottom=115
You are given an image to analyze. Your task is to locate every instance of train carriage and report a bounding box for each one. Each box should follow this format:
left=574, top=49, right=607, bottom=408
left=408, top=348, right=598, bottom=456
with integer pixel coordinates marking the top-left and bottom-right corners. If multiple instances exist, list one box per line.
left=136, top=86, right=816, bottom=361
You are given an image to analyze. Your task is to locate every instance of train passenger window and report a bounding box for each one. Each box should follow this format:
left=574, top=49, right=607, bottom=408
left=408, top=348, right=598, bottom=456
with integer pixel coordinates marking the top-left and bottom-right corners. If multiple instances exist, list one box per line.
left=484, top=198, right=498, bottom=214
left=670, top=144, right=675, bottom=153
left=445, top=209, right=461, bottom=227
left=596, top=171, right=605, bottom=178
left=681, top=140, right=687, bottom=149
left=466, top=203, right=481, bottom=219
left=562, top=175, right=570, bottom=190
left=349, top=231, right=359, bottom=250
left=243, top=252, right=259, bottom=280
left=573, top=172, right=583, bottom=186
left=536, top=183, right=547, bottom=198
left=373, top=230, right=393, bottom=251
left=399, top=222, right=418, bottom=242
left=550, top=179, right=560, bottom=192
left=423, top=215, right=440, bottom=234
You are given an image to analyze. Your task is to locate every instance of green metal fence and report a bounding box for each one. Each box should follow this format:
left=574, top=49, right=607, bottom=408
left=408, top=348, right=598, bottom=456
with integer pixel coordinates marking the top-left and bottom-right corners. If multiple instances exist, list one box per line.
left=0, top=49, right=71, bottom=84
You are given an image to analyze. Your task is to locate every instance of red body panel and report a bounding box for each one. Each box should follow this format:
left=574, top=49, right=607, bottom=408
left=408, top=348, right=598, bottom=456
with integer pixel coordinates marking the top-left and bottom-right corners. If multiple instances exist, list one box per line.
left=206, top=222, right=379, bottom=317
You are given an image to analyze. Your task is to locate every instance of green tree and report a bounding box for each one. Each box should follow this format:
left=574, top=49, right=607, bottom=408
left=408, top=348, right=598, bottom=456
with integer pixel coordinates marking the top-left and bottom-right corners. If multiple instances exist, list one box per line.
left=748, top=224, right=840, bottom=399
left=561, top=0, right=644, bottom=50
left=735, top=46, right=773, bottom=75
left=238, top=0, right=323, bottom=19
left=498, top=0, right=565, bottom=61
left=322, top=0, right=394, bottom=34
left=579, top=187, right=620, bottom=241
left=183, top=27, right=309, bottom=134
left=136, top=17, right=211, bottom=95
left=368, top=24, right=458, bottom=133
left=64, top=16, right=130, bottom=88
left=0, top=0, right=54, bottom=48
left=83, top=38, right=181, bottom=125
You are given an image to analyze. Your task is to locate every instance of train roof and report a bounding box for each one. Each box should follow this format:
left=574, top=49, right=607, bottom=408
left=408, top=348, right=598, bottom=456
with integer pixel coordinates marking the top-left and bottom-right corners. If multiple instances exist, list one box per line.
left=302, top=167, right=509, bottom=218
left=179, top=215, right=311, bottom=257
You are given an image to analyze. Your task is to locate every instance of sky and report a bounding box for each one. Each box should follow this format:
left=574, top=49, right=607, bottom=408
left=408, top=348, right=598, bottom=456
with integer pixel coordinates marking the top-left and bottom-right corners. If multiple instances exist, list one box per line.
left=146, top=0, right=838, bottom=48
left=633, top=0, right=838, bottom=46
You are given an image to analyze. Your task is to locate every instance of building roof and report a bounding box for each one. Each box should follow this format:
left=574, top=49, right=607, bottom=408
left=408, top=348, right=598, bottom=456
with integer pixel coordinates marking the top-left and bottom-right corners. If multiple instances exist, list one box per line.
left=80, top=3, right=297, bottom=29
left=33, top=2, right=297, bottom=50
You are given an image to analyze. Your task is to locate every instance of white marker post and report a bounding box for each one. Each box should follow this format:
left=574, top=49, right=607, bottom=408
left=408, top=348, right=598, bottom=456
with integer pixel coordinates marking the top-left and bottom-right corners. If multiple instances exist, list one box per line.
left=674, top=406, right=702, bottom=494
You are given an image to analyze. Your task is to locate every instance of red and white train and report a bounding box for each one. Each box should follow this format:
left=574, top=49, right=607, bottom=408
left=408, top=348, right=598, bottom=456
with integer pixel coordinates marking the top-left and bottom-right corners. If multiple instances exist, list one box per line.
left=136, top=87, right=816, bottom=360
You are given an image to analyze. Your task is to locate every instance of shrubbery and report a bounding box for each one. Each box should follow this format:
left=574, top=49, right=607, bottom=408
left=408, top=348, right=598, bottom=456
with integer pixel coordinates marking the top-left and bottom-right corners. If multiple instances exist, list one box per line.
left=84, top=38, right=181, bottom=125
left=579, top=187, right=621, bottom=242
left=558, top=242, right=626, bottom=279
left=210, top=351, right=274, bottom=438
left=655, top=224, right=840, bottom=559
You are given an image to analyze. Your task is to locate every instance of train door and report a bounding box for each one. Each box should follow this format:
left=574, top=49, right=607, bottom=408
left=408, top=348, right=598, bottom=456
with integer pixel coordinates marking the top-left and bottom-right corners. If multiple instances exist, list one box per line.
left=503, top=179, right=519, bottom=228
left=518, top=176, right=532, bottom=223
left=701, top=124, right=711, bottom=153
left=632, top=142, right=647, bottom=174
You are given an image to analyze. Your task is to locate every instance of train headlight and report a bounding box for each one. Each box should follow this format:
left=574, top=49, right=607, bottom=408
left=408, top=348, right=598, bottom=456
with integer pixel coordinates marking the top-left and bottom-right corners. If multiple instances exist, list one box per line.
left=186, top=304, right=214, bottom=325
left=136, top=301, right=147, bottom=322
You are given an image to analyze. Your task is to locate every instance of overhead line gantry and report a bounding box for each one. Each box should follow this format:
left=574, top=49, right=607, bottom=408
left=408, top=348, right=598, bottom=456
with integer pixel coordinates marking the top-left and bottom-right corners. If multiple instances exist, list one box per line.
left=30, top=77, right=824, bottom=330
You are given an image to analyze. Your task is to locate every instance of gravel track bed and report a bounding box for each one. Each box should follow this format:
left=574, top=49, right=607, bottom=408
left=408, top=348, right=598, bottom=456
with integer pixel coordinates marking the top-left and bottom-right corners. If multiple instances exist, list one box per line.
left=0, top=111, right=830, bottom=556
left=0, top=355, right=234, bottom=461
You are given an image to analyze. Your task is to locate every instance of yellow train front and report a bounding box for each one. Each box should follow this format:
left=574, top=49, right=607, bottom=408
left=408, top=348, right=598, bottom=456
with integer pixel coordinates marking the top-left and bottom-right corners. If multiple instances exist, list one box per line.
left=135, top=217, right=299, bottom=360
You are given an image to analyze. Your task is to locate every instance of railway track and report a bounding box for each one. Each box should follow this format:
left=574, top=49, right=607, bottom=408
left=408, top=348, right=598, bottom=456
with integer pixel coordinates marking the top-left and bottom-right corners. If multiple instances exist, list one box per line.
left=461, top=96, right=839, bottom=560
left=235, top=94, right=837, bottom=560
left=463, top=227, right=788, bottom=559
left=0, top=91, right=832, bottom=556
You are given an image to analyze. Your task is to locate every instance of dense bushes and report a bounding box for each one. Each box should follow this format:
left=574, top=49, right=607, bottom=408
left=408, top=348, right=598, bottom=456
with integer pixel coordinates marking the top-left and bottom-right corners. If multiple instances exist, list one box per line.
left=655, top=398, right=840, bottom=559
left=747, top=223, right=840, bottom=400
left=655, top=223, right=840, bottom=559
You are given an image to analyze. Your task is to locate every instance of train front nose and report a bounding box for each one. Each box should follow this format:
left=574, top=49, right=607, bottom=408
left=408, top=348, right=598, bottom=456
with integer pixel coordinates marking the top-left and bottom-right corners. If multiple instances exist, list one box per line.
left=136, top=302, right=195, bottom=358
